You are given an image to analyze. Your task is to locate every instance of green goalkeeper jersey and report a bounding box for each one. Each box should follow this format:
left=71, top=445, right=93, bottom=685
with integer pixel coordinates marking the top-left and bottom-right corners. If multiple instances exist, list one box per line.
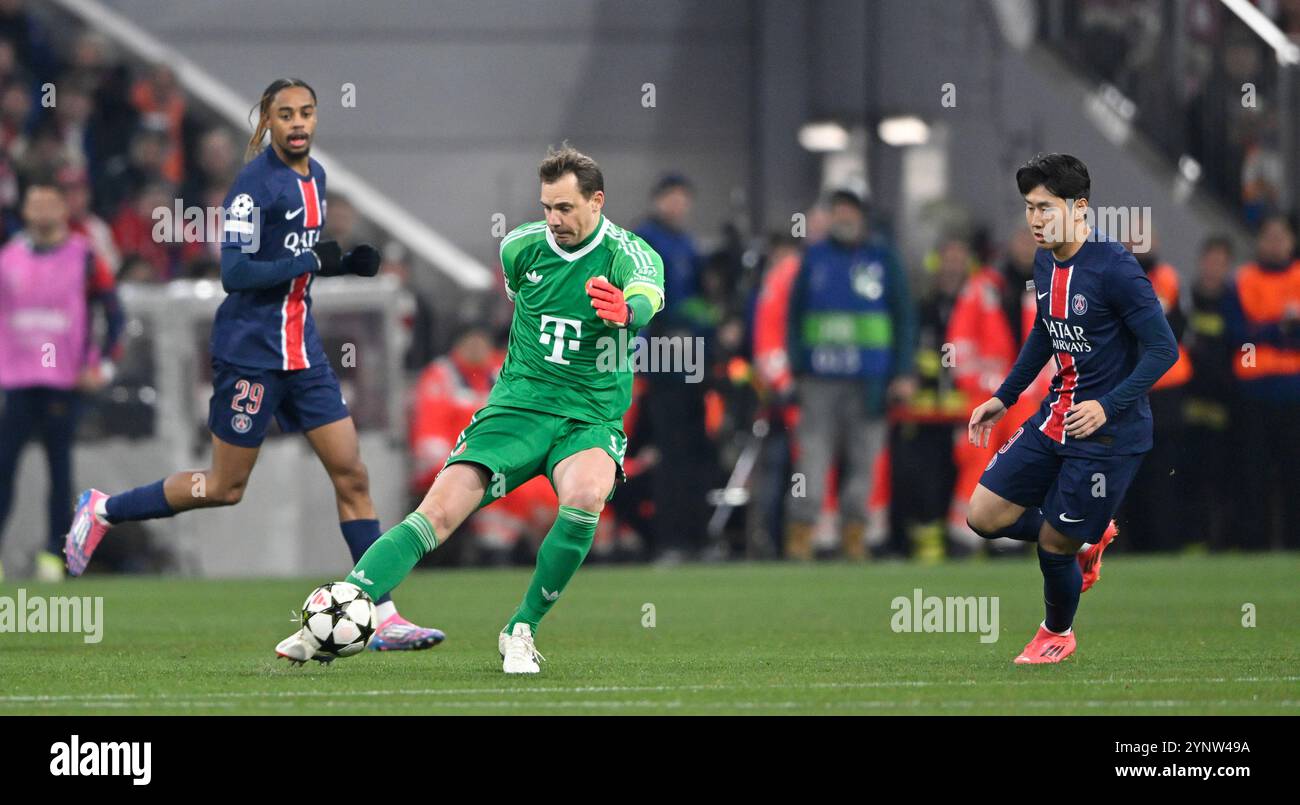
left=491, top=215, right=665, bottom=426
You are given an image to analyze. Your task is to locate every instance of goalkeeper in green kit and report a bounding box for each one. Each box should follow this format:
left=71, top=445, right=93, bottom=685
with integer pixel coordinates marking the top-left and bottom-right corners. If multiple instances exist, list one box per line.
left=277, top=145, right=665, bottom=673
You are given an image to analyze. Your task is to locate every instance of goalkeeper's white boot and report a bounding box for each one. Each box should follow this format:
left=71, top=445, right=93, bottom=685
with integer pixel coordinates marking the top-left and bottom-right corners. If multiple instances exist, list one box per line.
left=275, top=627, right=333, bottom=666
left=499, top=623, right=544, bottom=674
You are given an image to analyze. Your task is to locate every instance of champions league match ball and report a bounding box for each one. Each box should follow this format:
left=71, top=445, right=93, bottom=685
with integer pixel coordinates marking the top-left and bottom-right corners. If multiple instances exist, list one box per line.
left=301, top=582, right=376, bottom=658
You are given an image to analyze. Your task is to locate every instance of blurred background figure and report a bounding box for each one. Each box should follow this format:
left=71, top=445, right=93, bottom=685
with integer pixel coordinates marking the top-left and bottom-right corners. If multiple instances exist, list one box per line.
left=636, top=173, right=699, bottom=317
left=888, top=233, right=972, bottom=562
left=1225, top=214, right=1300, bottom=550
left=377, top=240, right=437, bottom=372
left=1182, top=236, right=1237, bottom=550
left=0, top=177, right=122, bottom=582
left=1118, top=229, right=1191, bottom=552
left=946, top=226, right=1044, bottom=557
left=784, top=188, right=916, bottom=560
left=59, top=162, right=118, bottom=274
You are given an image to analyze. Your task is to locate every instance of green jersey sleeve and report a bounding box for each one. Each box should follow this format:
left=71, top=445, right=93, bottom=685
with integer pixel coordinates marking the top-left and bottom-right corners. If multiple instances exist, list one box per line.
left=498, top=221, right=547, bottom=302
left=607, top=226, right=665, bottom=313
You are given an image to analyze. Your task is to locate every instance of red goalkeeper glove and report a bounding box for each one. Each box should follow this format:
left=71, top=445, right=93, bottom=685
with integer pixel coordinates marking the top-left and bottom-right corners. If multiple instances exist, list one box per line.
left=585, top=276, right=630, bottom=327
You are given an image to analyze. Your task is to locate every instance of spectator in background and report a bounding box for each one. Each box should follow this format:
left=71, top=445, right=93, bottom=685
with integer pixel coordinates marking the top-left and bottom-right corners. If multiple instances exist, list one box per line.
left=95, top=122, right=168, bottom=219
left=74, top=32, right=138, bottom=169
left=948, top=228, right=1042, bottom=557
left=0, top=78, right=30, bottom=159
left=59, top=162, right=119, bottom=274
left=0, top=151, right=18, bottom=238
left=1119, top=229, right=1191, bottom=551
left=47, top=73, right=97, bottom=171
left=180, top=127, right=237, bottom=209
left=110, top=180, right=176, bottom=281
left=1183, top=236, right=1237, bottom=550
left=784, top=188, right=917, bottom=560
left=1240, top=114, right=1284, bottom=230
left=1225, top=213, right=1300, bottom=549
left=129, top=64, right=185, bottom=185
left=378, top=241, right=437, bottom=372
left=15, top=120, right=61, bottom=184
left=748, top=234, right=802, bottom=556
left=0, top=177, right=123, bottom=582
left=636, top=173, right=699, bottom=314
left=0, top=0, right=56, bottom=83
left=890, top=235, right=972, bottom=562
left=0, top=38, right=29, bottom=101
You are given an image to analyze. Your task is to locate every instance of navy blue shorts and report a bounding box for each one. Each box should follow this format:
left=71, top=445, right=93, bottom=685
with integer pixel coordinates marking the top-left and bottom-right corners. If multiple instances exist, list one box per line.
left=208, top=359, right=350, bottom=448
left=979, top=420, right=1144, bottom=542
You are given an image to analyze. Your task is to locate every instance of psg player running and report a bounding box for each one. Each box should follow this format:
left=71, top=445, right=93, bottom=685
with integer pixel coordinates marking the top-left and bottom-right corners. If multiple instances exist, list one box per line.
left=966, top=154, right=1177, bottom=664
left=63, top=78, right=443, bottom=653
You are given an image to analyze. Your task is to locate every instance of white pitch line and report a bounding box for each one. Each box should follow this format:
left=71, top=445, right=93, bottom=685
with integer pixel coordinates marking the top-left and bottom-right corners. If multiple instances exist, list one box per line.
left=4, top=697, right=1296, bottom=712
left=0, top=676, right=1294, bottom=707
left=0, top=675, right=1296, bottom=705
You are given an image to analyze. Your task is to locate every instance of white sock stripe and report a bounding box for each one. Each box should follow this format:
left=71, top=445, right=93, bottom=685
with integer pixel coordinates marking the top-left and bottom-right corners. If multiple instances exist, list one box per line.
left=558, top=508, right=600, bottom=525
left=403, top=513, right=437, bottom=551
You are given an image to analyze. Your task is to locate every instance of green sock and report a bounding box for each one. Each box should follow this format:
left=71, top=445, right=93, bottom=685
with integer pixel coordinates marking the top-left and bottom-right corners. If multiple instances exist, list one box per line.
left=505, top=505, right=599, bottom=635
left=345, top=512, right=437, bottom=601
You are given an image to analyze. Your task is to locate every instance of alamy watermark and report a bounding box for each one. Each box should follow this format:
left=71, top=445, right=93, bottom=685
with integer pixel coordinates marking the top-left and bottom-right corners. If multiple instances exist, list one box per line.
left=890, top=587, right=999, bottom=643
left=0, top=588, right=103, bottom=644
left=1039, top=203, right=1153, bottom=253
left=151, top=197, right=263, bottom=253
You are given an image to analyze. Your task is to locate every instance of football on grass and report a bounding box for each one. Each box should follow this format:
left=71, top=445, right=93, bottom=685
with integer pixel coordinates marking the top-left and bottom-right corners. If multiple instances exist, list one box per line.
left=301, top=582, right=376, bottom=657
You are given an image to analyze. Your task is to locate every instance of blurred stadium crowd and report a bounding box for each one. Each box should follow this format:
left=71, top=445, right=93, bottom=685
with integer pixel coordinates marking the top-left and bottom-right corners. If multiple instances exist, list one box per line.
left=0, top=0, right=1297, bottom=574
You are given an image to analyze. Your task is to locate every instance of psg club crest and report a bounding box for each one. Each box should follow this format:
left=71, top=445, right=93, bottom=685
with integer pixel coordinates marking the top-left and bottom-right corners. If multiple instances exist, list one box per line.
left=231, top=413, right=252, bottom=434
left=1072, top=293, right=1088, bottom=315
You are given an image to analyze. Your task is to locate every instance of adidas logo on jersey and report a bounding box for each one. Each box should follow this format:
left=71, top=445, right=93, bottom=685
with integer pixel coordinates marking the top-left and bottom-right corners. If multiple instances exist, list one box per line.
left=525, top=270, right=543, bottom=284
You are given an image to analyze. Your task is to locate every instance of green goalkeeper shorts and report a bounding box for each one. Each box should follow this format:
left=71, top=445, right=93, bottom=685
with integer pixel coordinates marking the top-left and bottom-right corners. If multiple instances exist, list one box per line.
left=440, top=403, right=627, bottom=508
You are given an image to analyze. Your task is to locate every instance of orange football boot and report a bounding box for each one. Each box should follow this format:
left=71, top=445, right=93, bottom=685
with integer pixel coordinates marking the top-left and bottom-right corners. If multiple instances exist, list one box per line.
left=1078, top=520, right=1117, bottom=593
left=1013, top=624, right=1077, bottom=664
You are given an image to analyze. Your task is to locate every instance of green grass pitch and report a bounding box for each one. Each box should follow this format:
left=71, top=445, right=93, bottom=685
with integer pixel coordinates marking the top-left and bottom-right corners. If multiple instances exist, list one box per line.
left=1, top=554, right=1296, bottom=714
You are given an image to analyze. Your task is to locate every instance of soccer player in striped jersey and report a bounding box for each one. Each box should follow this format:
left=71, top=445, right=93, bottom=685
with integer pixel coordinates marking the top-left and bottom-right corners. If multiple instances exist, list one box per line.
left=63, top=78, right=443, bottom=653
left=277, top=144, right=665, bottom=672
left=966, top=154, right=1178, bottom=663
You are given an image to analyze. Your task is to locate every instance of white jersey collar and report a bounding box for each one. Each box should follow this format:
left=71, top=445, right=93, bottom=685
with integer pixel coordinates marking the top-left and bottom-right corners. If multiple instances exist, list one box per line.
left=545, top=216, right=608, bottom=262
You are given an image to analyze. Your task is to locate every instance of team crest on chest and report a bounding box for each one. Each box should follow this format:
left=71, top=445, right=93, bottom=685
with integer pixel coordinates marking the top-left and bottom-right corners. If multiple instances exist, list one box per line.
left=1072, top=293, right=1088, bottom=315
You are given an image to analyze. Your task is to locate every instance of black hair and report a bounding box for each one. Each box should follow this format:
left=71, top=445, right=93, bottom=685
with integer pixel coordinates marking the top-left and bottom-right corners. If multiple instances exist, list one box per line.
left=1015, top=153, right=1091, bottom=201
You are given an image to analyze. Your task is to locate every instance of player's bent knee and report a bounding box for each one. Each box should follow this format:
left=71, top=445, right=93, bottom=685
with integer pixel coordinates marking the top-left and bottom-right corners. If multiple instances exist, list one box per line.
left=967, top=488, right=1020, bottom=535
left=1039, top=524, right=1080, bottom=554
left=209, top=481, right=246, bottom=507
left=559, top=482, right=607, bottom=513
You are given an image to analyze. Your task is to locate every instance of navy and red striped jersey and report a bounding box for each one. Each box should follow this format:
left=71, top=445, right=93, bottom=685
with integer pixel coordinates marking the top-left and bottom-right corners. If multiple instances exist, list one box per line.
left=214, top=147, right=327, bottom=370
left=1027, top=237, right=1164, bottom=455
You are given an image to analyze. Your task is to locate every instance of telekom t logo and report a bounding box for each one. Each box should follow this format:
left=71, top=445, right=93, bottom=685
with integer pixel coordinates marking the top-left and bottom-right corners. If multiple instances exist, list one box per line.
left=540, top=315, right=583, bottom=364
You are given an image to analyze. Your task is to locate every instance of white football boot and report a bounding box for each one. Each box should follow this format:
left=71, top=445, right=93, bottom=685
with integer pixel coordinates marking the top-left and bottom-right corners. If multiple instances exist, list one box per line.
left=499, top=623, right=544, bottom=674
left=275, top=627, right=334, bottom=666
